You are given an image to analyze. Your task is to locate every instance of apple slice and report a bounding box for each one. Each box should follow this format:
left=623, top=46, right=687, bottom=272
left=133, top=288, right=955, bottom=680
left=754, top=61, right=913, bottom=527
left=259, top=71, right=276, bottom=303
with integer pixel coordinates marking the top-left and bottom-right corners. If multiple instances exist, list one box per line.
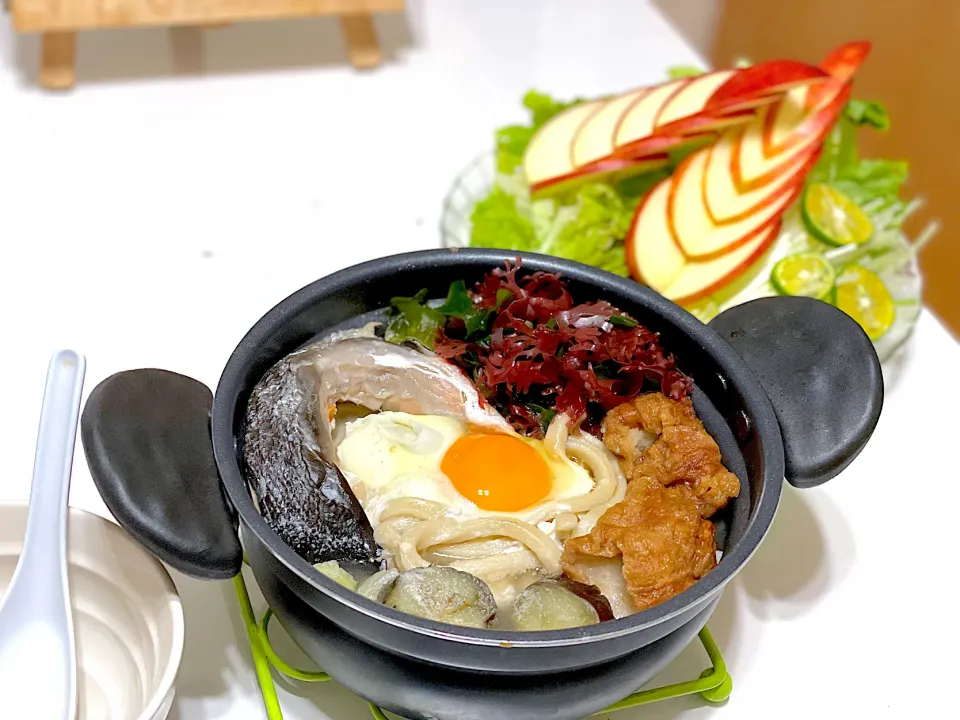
left=669, top=148, right=800, bottom=259
left=761, top=43, right=868, bottom=144
left=625, top=178, right=782, bottom=303
left=807, top=40, right=871, bottom=109
left=529, top=152, right=669, bottom=197
left=763, top=69, right=849, bottom=156
left=659, top=220, right=782, bottom=304
left=625, top=180, right=686, bottom=292
left=529, top=93, right=674, bottom=197
left=571, top=88, right=648, bottom=167
left=764, top=85, right=810, bottom=151
left=820, top=40, right=872, bottom=79
left=608, top=131, right=700, bottom=162
left=705, top=127, right=818, bottom=225
left=614, top=68, right=782, bottom=159
left=523, top=100, right=604, bottom=188
left=656, top=71, right=735, bottom=127
left=657, top=107, right=755, bottom=138
left=614, top=79, right=687, bottom=148
left=733, top=82, right=850, bottom=191
left=704, top=59, right=829, bottom=112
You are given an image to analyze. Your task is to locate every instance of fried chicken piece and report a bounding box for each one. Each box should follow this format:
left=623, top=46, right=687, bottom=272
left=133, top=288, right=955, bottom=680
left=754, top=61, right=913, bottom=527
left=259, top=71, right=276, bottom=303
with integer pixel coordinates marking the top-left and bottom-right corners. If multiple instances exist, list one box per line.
left=561, top=393, right=737, bottom=611
left=602, top=393, right=740, bottom=517
left=562, top=478, right=717, bottom=611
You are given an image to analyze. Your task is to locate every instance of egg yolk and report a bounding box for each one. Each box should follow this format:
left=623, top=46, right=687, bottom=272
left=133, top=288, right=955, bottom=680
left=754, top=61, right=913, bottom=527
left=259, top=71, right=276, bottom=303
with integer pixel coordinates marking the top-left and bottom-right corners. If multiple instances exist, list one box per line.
left=441, top=434, right=552, bottom=512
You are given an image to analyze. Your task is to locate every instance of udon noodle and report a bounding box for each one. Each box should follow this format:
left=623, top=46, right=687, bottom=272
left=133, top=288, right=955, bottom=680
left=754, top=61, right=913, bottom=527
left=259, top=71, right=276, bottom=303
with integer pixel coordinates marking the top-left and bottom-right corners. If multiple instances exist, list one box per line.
left=372, top=415, right=627, bottom=600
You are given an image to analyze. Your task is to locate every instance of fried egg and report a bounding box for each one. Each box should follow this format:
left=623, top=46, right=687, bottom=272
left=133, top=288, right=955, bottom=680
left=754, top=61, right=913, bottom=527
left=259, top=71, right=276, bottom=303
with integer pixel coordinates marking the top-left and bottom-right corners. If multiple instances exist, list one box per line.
left=335, top=411, right=594, bottom=532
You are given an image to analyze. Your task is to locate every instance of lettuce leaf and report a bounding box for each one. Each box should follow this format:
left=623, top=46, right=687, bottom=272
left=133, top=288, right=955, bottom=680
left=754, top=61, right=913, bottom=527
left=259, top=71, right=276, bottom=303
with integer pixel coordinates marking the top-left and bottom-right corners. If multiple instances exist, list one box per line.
left=844, top=99, right=890, bottom=130
left=833, top=159, right=908, bottom=204
left=469, top=180, right=636, bottom=276
left=539, top=184, right=633, bottom=276
left=813, top=115, right=859, bottom=179
left=495, top=126, right=536, bottom=174
left=812, top=99, right=908, bottom=204
left=469, top=185, right=537, bottom=251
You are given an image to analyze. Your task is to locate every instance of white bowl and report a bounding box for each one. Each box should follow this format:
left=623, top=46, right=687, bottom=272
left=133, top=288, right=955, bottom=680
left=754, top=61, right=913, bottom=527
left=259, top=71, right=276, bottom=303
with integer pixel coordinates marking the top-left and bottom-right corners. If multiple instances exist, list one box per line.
left=0, top=502, right=184, bottom=720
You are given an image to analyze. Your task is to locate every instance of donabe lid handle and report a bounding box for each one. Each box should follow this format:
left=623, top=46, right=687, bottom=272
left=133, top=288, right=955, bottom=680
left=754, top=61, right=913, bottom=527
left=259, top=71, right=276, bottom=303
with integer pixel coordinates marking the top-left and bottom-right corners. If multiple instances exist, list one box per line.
left=708, top=296, right=883, bottom=489
left=80, top=369, right=242, bottom=579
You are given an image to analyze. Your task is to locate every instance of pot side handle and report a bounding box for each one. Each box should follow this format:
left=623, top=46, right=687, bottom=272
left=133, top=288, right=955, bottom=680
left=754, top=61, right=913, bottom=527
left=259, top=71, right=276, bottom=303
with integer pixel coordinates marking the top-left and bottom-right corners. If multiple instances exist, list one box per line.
left=80, top=369, right=242, bottom=579
left=708, top=296, right=883, bottom=489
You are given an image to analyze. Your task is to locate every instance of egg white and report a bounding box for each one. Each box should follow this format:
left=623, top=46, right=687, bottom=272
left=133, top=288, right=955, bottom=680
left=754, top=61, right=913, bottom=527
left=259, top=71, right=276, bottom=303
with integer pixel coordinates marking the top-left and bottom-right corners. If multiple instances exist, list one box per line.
left=335, top=411, right=595, bottom=535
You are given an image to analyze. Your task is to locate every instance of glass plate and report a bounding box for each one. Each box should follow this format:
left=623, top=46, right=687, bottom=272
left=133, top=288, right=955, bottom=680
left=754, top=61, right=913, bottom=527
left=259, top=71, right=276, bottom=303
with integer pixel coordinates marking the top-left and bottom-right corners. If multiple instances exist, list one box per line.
left=439, top=150, right=924, bottom=364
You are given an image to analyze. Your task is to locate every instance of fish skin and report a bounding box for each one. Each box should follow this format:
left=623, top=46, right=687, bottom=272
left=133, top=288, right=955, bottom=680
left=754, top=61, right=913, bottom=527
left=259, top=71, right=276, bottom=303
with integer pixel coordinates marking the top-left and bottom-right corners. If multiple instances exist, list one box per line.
left=241, top=355, right=381, bottom=570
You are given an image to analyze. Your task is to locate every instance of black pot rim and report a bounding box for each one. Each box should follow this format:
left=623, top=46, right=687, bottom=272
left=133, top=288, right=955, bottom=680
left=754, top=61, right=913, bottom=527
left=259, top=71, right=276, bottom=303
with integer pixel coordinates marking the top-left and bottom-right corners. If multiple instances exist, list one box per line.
left=211, top=248, right=784, bottom=648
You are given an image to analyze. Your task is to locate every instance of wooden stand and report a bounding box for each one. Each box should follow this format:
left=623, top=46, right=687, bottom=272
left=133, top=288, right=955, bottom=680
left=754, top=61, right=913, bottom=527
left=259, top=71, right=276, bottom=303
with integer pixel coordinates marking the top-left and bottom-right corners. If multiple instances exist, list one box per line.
left=11, top=0, right=404, bottom=89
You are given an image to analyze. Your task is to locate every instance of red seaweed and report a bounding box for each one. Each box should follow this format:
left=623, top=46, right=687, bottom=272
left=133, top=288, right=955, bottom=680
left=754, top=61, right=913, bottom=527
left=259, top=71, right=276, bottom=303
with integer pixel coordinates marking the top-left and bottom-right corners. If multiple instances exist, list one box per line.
left=434, top=260, right=692, bottom=436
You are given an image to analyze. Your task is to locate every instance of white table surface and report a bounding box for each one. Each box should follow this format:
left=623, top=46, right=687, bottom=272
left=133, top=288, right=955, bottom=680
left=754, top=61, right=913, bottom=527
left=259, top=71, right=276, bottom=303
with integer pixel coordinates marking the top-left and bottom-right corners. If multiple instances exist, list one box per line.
left=1, top=1, right=958, bottom=718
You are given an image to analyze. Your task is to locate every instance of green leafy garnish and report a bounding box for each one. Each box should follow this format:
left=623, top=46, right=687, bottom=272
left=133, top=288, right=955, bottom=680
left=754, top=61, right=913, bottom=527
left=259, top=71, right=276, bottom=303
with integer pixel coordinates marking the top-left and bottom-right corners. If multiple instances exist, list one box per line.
left=592, top=361, right=619, bottom=379
left=384, top=289, right=445, bottom=349
left=385, top=281, right=495, bottom=349
left=526, top=403, right=558, bottom=433
left=437, top=280, right=473, bottom=316
left=844, top=100, right=890, bottom=130
left=439, top=280, right=491, bottom=337
left=608, top=314, right=639, bottom=328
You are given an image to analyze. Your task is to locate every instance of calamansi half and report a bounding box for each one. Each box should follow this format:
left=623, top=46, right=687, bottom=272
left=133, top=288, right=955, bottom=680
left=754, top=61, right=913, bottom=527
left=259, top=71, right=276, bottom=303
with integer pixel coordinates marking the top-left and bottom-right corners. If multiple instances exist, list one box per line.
left=833, top=264, right=895, bottom=340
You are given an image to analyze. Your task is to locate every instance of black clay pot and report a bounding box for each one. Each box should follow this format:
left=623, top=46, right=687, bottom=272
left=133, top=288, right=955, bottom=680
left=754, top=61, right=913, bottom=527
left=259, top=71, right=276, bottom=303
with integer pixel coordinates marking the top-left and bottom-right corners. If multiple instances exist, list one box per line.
left=79, top=249, right=882, bottom=720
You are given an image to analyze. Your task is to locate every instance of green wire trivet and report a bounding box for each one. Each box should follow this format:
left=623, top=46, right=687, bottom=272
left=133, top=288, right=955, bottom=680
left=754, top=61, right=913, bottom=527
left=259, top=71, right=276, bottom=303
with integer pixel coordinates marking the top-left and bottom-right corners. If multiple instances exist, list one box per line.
left=233, top=571, right=732, bottom=720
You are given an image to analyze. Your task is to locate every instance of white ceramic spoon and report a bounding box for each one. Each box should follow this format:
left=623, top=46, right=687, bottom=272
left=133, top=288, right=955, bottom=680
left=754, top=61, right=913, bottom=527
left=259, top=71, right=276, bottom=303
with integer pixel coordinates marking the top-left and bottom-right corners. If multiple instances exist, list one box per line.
left=0, top=350, right=86, bottom=719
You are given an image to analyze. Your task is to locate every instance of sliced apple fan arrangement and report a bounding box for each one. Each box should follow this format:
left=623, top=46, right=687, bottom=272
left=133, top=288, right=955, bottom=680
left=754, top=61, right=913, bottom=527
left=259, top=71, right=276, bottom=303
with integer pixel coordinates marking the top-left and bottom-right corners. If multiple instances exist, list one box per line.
left=461, top=41, right=937, bottom=353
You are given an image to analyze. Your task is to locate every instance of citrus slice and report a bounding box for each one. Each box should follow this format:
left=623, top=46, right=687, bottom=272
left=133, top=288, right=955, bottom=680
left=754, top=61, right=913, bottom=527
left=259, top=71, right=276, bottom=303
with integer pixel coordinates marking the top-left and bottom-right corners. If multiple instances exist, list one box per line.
left=802, top=182, right=873, bottom=247
left=833, top=264, right=895, bottom=340
left=771, top=253, right=836, bottom=299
